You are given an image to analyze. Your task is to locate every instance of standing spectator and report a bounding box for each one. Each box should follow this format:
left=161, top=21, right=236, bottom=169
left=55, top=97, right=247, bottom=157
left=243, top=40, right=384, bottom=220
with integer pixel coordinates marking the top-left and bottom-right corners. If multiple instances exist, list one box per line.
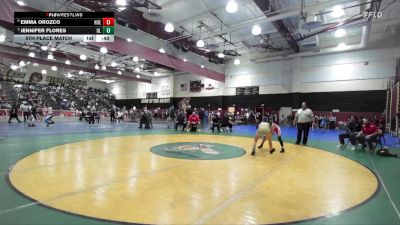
left=167, top=106, right=175, bottom=129
left=175, top=110, right=187, bottom=131
left=8, top=103, right=22, bottom=123
left=20, top=101, right=30, bottom=122
left=293, top=102, right=314, bottom=145
left=198, top=107, right=206, bottom=128
left=110, top=107, right=116, bottom=123
left=329, top=113, right=337, bottom=129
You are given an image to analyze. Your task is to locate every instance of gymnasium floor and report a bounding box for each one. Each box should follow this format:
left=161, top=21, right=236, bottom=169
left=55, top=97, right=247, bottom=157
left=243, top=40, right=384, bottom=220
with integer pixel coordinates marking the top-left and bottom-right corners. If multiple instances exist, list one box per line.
left=0, top=120, right=399, bottom=225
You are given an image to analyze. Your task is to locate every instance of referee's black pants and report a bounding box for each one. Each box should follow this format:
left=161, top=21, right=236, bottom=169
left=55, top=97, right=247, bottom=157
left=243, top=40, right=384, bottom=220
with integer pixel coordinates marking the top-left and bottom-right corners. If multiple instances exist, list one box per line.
left=296, top=122, right=311, bottom=145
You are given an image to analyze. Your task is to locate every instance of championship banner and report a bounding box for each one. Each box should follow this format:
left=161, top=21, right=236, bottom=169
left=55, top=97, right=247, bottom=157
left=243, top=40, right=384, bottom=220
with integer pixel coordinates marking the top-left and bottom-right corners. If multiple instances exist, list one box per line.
left=45, top=75, right=87, bottom=86
left=0, top=68, right=26, bottom=79
left=141, top=99, right=170, bottom=104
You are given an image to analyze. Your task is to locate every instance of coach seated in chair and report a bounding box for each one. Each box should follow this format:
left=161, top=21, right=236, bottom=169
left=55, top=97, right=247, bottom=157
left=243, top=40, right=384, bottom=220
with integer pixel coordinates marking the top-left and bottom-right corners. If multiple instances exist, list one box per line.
left=175, top=109, right=187, bottom=131
left=211, top=112, right=221, bottom=132
left=138, top=110, right=152, bottom=129
left=220, top=113, right=233, bottom=132
left=337, top=115, right=362, bottom=150
left=356, top=118, right=379, bottom=151
left=188, top=111, right=200, bottom=132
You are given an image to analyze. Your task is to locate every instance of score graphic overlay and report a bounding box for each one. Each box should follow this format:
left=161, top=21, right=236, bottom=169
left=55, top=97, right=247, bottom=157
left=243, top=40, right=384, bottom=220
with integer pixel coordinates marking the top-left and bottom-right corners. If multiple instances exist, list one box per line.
left=14, top=12, right=114, bottom=43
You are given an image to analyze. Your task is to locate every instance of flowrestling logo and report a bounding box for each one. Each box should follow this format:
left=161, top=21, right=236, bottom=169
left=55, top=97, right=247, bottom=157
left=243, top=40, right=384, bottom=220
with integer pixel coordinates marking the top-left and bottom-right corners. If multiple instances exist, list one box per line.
left=150, top=142, right=246, bottom=160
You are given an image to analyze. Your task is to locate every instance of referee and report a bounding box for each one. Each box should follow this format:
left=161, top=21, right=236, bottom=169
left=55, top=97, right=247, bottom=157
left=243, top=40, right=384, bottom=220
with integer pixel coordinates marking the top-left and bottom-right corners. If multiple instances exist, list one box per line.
left=293, top=102, right=314, bottom=145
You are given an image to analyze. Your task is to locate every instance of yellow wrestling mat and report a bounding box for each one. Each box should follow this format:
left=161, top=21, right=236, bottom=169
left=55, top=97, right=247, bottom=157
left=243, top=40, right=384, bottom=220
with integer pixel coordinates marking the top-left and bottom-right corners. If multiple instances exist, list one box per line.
left=8, top=134, right=379, bottom=225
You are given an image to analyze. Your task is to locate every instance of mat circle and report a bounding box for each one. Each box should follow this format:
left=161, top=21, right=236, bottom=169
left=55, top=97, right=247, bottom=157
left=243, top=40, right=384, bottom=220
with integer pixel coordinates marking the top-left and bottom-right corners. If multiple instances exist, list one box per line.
left=150, top=142, right=246, bottom=160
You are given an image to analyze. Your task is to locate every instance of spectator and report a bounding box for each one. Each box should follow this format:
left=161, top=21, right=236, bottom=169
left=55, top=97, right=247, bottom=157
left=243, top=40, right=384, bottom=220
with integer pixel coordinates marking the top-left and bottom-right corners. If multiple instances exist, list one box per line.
left=337, top=116, right=362, bottom=150
left=356, top=118, right=379, bottom=151
left=8, top=103, right=22, bottom=123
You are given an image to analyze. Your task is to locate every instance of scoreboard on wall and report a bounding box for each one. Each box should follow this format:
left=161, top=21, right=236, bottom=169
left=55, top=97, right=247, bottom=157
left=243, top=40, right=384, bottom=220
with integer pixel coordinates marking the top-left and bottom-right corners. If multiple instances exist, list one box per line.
left=14, top=12, right=114, bottom=43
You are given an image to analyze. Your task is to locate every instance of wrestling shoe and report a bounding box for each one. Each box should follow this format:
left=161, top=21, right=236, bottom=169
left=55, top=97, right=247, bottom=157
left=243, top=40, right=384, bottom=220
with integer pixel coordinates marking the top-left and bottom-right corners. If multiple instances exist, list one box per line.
left=270, top=148, right=275, bottom=154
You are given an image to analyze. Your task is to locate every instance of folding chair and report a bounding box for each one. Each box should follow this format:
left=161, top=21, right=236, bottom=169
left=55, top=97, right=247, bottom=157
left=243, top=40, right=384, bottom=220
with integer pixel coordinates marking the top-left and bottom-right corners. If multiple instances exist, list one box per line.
left=371, top=132, right=384, bottom=153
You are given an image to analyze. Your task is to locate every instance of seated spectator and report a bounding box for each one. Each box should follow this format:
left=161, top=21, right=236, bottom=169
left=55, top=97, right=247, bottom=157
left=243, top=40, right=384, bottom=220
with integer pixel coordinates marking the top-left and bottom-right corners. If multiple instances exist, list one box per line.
left=138, top=110, right=152, bottom=129
left=356, top=118, right=379, bottom=151
left=337, top=116, right=362, bottom=150
left=220, top=113, right=233, bottom=132
left=188, top=112, right=200, bottom=132
left=211, top=113, right=221, bottom=132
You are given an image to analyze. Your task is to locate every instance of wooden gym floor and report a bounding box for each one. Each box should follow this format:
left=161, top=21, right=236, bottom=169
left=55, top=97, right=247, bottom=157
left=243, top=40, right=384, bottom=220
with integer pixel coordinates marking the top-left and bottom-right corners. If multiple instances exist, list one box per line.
left=0, top=121, right=399, bottom=225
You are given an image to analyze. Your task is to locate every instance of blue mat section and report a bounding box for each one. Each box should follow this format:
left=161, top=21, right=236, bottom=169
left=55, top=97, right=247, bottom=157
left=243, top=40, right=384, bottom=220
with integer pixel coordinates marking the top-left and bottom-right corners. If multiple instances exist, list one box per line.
left=1, top=120, right=399, bottom=147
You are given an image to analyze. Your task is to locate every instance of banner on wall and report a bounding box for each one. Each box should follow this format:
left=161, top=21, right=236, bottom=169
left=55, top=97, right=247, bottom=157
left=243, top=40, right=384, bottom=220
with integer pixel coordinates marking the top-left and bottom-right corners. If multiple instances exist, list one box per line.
left=236, top=86, right=259, bottom=95
left=146, top=92, right=158, bottom=99
left=190, top=80, right=201, bottom=92
left=141, top=98, right=170, bottom=104
left=0, top=68, right=26, bottom=79
left=160, top=84, right=171, bottom=96
left=45, top=75, right=87, bottom=86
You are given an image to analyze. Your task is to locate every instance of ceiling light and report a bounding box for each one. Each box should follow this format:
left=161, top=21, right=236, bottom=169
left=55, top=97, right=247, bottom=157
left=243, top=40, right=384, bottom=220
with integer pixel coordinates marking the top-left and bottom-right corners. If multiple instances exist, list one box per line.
left=133, top=56, right=139, bottom=62
left=10, top=65, right=18, bottom=70
left=140, top=64, right=144, bottom=68
left=19, top=61, right=25, bottom=66
left=66, top=73, right=73, bottom=78
left=32, top=63, right=38, bottom=67
left=201, top=65, right=204, bottom=68
left=331, top=5, right=344, bottom=18
left=217, top=52, right=225, bottom=58
left=0, top=34, right=5, bottom=42
left=154, top=71, right=159, bottom=76
left=252, top=24, right=262, bottom=35
left=16, top=1, right=26, bottom=6
left=94, top=64, right=100, bottom=70
left=79, top=70, right=83, bottom=75
left=117, top=71, right=122, bottom=75
left=26, top=61, right=31, bottom=64
left=41, top=45, right=48, bottom=51
left=80, top=54, right=87, bottom=60
left=337, top=42, right=347, bottom=49
left=164, top=22, right=174, bottom=32
left=51, top=66, right=57, bottom=71
left=136, top=75, right=140, bottom=78
left=116, top=0, right=127, bottom=6
left=65, top=60, right=70, bottom=65
left=41, top=69, right=47, bottom=74
left=135, top=67, right=140, bottom=72
left=234, top=58, right=240, bottom=65
left=100, top=47, right=108, bottom=54
left=159, top=48, right=165, bottom=53
left=127, top=38, right=132, bottom=42
left=334, top=28, right=346, bottom=38
left=102, top=65, right=107, bottom=70
left=196, top=39, right=205, bottom=48
left=28, top=52, right=35, bottom=57
left=47, top=54, right=54, bottom=60
left=226, top=0, right=238, bottom=13
left=50, top=47, right=56, bottom=52
left=111, top=61, right=117, bottom=67
left=183, top=58, right=187, bottom=62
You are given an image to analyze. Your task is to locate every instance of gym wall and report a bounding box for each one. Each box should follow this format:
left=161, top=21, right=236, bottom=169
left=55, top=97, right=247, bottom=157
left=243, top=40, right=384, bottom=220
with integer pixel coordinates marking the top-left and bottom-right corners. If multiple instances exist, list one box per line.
left=115, top=90, right=386, bottom=112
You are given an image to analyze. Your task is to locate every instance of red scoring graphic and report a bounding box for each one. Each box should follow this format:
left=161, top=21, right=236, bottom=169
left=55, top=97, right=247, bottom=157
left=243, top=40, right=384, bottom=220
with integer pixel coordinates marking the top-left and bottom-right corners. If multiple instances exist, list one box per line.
left=102, top=18, right=114, bottom=26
